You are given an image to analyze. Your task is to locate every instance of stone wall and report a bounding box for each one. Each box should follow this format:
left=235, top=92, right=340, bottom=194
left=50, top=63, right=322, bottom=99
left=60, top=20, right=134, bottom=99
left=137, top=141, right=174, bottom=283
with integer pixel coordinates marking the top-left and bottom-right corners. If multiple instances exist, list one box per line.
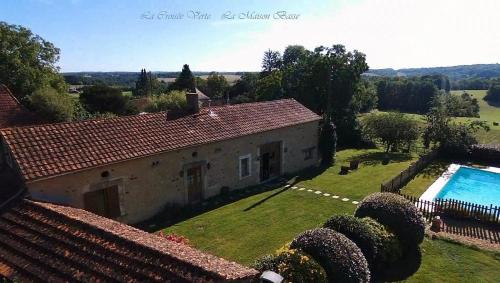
left=26, top=121, right=320, bottom=224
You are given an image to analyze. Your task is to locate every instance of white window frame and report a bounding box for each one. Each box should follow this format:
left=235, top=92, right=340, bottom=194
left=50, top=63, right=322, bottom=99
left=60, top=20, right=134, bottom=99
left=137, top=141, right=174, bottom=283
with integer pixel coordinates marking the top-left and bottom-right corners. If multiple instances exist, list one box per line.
left=239, top=154, right=252, bottom=180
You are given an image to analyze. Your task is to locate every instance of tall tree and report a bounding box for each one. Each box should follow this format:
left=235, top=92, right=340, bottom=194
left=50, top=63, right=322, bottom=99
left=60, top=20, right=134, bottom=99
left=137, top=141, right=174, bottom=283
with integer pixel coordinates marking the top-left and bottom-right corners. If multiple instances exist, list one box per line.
left=0, top=21, right=66, bottom=99
left=170, top=64, right=195, bottom=91
left=134, top=69, right=147, bottom=96
left=135, top=69, right=160, bottom=96
left=423, top=95, right=489, bottom=156
left=228, top=72, right=258, bottom=101
left=351, top=80, right=378, bottom=113
left=362, top=112, right=420, bottom=153
left=300, top=45, right=368, bottom=146
left=205, top=72, right=229, bottom=98
left=256, top=44, right=368, bottom=146
left=282, top=45, right=307, bottom=66
left=261, top=49, right=282, bottom=77
left=255, top=70, right=283, bottom=101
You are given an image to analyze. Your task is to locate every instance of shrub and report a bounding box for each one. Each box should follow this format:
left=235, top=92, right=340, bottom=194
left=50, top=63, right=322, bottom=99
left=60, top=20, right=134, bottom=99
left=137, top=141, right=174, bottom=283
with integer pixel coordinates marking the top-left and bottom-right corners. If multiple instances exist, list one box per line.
left=80, top=85, right=130, bottom=115
left=362, top=217, right=402, bottom=266
left=323, top=215, right=401, bottom=278
left=145, top=90, right=188, bottom=113
left=290, top=228, right=370, bottom=283
left=73, top=99, right=117, bottom=121
left=354, top=193, right=425, bottom=248
left=253, top=244, right=327, bottom=283
left=29, top=86, right=75, bottom=122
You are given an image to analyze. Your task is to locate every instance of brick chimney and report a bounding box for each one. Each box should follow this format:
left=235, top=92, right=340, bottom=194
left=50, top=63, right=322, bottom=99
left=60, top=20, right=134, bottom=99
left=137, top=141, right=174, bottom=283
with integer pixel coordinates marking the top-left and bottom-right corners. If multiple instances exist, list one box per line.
left=186, top=90, right=199, bottom=113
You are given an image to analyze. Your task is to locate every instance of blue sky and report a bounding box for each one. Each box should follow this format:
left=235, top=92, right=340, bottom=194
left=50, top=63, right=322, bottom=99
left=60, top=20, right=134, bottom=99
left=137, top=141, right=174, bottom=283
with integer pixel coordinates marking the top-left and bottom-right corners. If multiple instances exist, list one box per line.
left=2, top=0, right=499, bottom=72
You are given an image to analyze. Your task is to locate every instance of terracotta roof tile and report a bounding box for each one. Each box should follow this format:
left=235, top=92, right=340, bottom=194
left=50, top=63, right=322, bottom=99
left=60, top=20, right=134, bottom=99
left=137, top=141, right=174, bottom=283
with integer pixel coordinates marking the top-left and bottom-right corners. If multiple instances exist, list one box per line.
left=0, top=85, right=38, bottom=128
left=0, top=199, right=259, bottom=282
left=1, top=99, right=320, bottom=182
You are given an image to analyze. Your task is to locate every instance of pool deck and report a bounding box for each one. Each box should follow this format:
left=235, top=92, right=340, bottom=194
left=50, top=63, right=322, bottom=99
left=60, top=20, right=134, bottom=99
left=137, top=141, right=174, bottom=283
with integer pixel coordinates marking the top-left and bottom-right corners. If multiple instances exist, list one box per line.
left=419, top=164, right=500, bottom=202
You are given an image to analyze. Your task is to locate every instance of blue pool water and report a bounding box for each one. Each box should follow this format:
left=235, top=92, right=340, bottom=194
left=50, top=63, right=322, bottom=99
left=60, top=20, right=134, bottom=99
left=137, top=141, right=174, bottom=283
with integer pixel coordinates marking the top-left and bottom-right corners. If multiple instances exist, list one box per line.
left=435, top=167, right=500, bottom=207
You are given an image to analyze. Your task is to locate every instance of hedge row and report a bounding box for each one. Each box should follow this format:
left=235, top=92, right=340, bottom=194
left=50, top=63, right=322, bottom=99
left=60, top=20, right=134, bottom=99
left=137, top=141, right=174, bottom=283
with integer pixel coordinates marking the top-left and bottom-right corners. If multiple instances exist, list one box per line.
left=291, top=228, right=370, bottom=283
left=255, top=192, right=425, bottom=282
left=354, top=192, right=425, bottom=248
left=323, top=215, right=401, bottom=279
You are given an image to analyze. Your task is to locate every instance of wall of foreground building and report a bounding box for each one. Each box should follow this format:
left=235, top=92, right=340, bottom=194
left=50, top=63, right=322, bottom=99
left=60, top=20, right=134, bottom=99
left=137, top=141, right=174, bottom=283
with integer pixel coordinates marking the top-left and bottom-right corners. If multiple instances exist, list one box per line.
left=26, top=121, right=319, bottom=224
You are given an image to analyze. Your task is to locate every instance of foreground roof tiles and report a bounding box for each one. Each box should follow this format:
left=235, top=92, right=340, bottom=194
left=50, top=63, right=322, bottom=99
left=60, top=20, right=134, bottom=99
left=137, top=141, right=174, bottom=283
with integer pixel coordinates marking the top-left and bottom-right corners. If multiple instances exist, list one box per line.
left=1, top=99, right=320, bottom=182
left=0, top=199, right=258, bottom=282
left=0, top=85, right=37, bottom=128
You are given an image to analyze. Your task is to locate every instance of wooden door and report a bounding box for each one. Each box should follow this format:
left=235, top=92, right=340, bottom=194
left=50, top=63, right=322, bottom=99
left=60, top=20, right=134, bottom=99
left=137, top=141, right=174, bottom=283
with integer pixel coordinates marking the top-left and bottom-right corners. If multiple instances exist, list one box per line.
left=260, top=141, right=282, bottom=181
left=261, top=153, right=270, bottom=181
left=269, top=143, right=281, bottom=177
left=187, top=166, right=203, bottom=203
left=84, top=186, right=121, bottom=218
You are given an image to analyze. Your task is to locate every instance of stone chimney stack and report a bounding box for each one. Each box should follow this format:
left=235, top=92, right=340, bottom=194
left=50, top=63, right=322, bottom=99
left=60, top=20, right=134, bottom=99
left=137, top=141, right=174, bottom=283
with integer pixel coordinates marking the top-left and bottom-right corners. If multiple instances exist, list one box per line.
left=186, top=90, right=199, bottom=113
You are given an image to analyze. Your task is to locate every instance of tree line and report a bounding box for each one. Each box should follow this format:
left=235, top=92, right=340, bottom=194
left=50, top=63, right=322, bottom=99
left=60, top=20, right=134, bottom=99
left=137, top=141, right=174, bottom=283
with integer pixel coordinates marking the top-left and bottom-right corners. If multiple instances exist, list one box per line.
left=359, top=75, right=478, bottom=117
left=451, top=77, right=498, bottom=90
left=1, top=21, right=490, bottom=161
left=365, top=64, right=500, bottom=80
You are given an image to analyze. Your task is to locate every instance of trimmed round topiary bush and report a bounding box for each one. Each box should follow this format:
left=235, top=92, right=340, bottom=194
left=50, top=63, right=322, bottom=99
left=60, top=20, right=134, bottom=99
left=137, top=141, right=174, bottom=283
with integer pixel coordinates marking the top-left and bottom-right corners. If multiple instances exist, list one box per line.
left=290, top=228, right=370, bottom=283
left=323, top=215, right=402, bottom=279
left=362, top=217, right=403, bottom=267
left=354, top=193, right=425, bottom=248
left=253, top=244, right=327, bottom=283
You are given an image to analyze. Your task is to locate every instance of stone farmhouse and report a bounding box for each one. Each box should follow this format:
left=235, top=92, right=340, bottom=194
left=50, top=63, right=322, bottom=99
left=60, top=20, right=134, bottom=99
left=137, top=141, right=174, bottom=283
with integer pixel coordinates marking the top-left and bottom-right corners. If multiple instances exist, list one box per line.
left=0, top=86, right=258, bottom=281
left=1, top=95, right=321, bottom=224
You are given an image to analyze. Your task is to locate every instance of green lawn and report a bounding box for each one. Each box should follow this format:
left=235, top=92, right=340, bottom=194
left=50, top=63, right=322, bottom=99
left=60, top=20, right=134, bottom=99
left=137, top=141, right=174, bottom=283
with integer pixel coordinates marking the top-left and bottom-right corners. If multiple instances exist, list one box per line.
left=165, top=188, right=353, bottom=264
left=293, top=149, right=418, bottom=200
left=163, top=149, right=500, bottom=282
left=451, top=90, right=500, bottom=144
left=451, top=90, right=500, bottom=127
left=165, top=149, right=418, bottom=264
left=404, top=238, right=500, bottom=283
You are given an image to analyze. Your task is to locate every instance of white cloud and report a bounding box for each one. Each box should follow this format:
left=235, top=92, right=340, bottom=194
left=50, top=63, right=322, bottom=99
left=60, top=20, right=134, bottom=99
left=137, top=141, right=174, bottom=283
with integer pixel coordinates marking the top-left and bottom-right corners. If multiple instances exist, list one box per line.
left=197, top=0, right=500, bottom=71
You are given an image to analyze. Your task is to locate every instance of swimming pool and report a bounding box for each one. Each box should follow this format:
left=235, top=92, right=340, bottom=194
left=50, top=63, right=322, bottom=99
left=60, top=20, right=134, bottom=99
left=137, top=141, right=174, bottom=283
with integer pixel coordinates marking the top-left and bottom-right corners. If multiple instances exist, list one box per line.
left=420, top=164, right=500, bottom=207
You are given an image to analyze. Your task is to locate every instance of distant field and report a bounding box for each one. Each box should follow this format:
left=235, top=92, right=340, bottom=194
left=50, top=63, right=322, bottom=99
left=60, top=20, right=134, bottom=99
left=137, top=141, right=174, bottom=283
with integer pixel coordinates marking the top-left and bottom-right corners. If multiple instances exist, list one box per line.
left=451, top=90, right=499, bottom=126
left=450, top=90, right=499, bottom=143
left=122, top=91, right=133, bottom=97
left=157, top=77, right=176, bottom=83
left=158, top=74, right=241, bottom=85
left=370, top=90, right=499, bottom=144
